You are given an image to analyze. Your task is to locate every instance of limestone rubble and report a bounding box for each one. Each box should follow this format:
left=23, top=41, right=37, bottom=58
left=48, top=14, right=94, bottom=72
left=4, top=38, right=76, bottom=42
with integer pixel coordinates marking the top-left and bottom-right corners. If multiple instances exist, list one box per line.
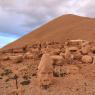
left=0, top=40, right=95, bottom=95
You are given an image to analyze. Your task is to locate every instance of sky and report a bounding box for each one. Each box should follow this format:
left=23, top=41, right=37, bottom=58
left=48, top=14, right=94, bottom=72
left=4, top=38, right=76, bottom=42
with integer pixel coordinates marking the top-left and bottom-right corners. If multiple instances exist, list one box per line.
left=0, top=0, right=95, bottom=47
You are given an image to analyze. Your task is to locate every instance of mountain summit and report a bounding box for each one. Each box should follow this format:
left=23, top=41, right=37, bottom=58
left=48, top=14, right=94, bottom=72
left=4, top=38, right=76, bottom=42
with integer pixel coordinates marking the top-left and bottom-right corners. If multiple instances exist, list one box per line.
left=3, top=14, right=95, bottom=49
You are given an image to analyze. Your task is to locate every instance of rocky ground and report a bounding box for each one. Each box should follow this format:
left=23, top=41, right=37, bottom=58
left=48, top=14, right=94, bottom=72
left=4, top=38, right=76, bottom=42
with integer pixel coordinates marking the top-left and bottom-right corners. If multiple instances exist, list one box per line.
left=0, top=40, right=95, bottom=95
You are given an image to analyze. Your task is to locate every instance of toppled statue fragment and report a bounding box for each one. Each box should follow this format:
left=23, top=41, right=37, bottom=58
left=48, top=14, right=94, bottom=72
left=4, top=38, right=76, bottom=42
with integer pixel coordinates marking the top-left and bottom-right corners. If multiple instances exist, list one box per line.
left=37, top=54, right=54, bottom=89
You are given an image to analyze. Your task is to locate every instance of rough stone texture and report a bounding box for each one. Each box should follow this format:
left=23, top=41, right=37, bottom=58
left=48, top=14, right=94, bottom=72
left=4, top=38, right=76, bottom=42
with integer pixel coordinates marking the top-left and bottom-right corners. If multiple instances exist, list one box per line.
left=68, top=46, right=78, bottom=52
left=9, top=55, right=23, bottom=63
left=51, top=55, right=65, bottom=66
left=13, top=48, right=24, bottom=53
left=2, top=14, right=95, bottom=94
left=92, top=56, right=95, bottom=64
left=1, top=40, right=95, bottom=95
left=82, top=55, right=93, bottom=63
left=1, top=56, right=9, bottom=61
left=81, top=46, right=90, bottom=55
left=24, top=52, right=33, bottom=59
left=37, top=54, right=54, bottom=88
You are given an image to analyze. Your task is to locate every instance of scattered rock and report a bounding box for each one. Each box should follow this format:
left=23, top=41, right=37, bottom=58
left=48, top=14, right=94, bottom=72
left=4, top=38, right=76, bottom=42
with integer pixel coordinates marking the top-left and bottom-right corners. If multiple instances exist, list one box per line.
left=9, top=55, right=23, bottom=63
left=81, top=46, right=90, bottom=55
left=24, top=52, right=33, bottom=59
left=51, top=55, right=65, bottom=66
left=82, top=55, right=93, bottom=63
left=1, top=56, right=9, bottom=61
left=68, top=46, right=78, bottom=52
left=13, top=48, right=24, bottom=53
left=1, top=40, right=95, bottom=94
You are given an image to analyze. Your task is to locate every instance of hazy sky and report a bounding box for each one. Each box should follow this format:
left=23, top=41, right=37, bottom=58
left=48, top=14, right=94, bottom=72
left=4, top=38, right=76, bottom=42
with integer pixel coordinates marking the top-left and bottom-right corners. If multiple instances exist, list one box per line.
left=0, top=0, right=95, bottom=47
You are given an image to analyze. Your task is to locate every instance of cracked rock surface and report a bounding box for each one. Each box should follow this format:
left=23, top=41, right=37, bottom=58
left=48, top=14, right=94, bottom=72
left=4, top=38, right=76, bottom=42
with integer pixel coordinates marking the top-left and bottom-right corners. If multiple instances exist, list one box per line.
left=0, top=40, right=95, bottom=95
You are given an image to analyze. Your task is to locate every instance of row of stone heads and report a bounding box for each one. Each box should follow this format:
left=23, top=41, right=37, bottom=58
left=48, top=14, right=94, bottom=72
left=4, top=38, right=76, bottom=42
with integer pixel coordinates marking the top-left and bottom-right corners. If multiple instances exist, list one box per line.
left=0, top=41, right=61, bottom=54
left=0, top=40, right=94, bottom=53
left=37, top=48, right=95, bottom=89
left=38, top=50, right=95, bottom=76
left=1, top=40, right=95, bottom=62
left=37, top=53, right=80, bottom=89
left=1, top=39, right=95, bottom=51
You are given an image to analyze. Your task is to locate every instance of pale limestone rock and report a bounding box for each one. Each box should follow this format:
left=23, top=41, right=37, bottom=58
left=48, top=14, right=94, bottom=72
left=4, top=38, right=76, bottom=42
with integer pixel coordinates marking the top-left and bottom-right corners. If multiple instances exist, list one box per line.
left=82, top=55, right=93, bottom=63
left=9, top=55, right=23, bottom=63
left=37, top=54, right=54, bottom=88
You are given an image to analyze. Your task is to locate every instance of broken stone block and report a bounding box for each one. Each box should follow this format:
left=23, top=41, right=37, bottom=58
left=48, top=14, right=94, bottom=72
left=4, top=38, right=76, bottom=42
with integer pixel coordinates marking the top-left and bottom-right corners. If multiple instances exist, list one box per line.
left=66, top=39, right=84, bottom=47
left=81, top=46, right=90, bottom=55
left=51, top=55, right=65, bottom=66
left=1, top=49, right=13, bottom=53
left=50, top=49, right=61, bottom=55
left=73, top=51, right=82, bottom=61
left=60, top=52, right=65, bottom=58
left=37, top=54, right=54, bottom=89
left=24, top=52, right=33, bottom=59
left=26, top=49, right=42, bottom=60
left=38, top=54, right=53, bottom=72
left=64, top=48, right=74, bottom=64
left=41, top=48, right=46, bottom=54
left=1, top=56, right=9, bottom=61
left=82, top=55, right=93, bottom=63
left=13, top=48, right=24, bottom=53
left=9, top=55, right=23, bottom=63
left=44, top=48, right=61, bottom=55
left=68, top=46, right=78, bottom=53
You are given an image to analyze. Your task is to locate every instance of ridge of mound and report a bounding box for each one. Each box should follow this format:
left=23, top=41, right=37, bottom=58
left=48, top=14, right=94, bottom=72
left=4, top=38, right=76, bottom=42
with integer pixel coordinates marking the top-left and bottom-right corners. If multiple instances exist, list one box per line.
left=2, top=14, right=95, bottom=50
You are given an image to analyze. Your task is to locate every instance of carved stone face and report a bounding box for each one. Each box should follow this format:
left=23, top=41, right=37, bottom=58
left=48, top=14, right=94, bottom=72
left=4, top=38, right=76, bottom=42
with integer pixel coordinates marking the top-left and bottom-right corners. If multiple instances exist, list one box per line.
left=38, top=70, right=53, bottom=87
left=37, top=54, right=54, bottom=88
left=37, top=54, right=64, bottom=88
